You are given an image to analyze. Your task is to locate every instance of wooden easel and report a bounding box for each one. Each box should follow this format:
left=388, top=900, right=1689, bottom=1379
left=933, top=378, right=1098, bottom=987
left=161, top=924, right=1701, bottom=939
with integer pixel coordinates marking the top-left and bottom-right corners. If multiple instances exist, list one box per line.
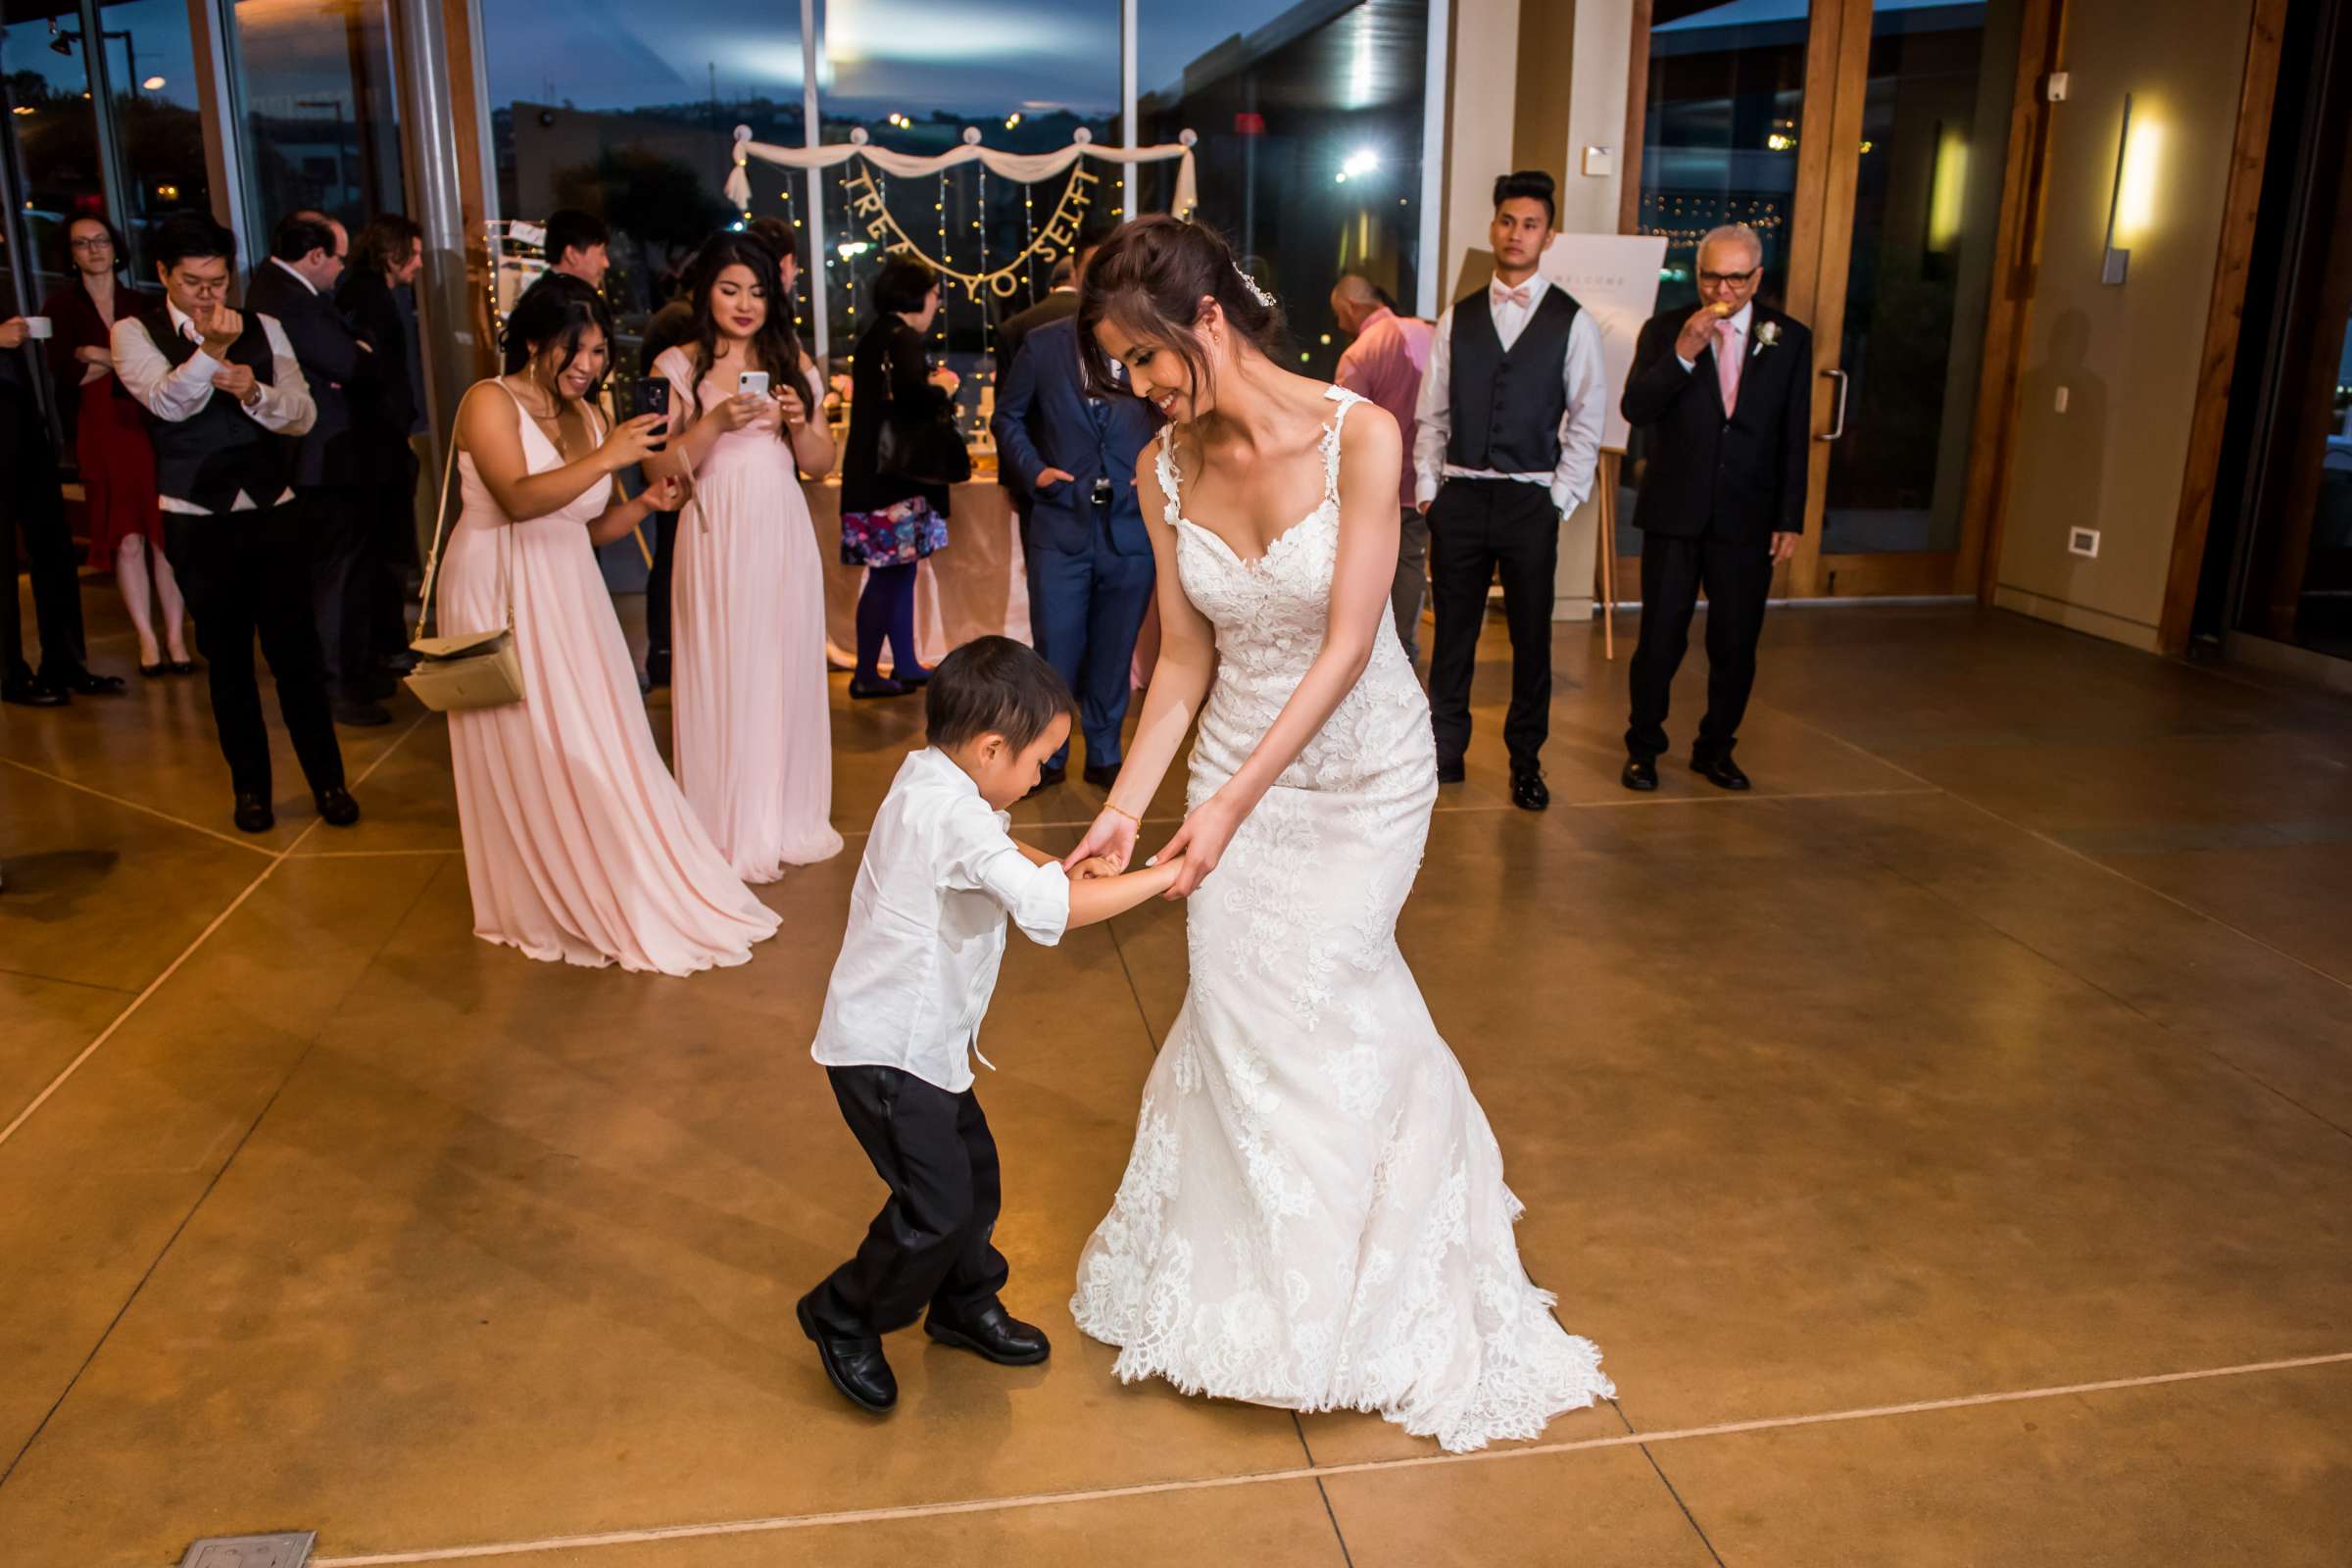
left=1593, top=449, right=1623, bottom=659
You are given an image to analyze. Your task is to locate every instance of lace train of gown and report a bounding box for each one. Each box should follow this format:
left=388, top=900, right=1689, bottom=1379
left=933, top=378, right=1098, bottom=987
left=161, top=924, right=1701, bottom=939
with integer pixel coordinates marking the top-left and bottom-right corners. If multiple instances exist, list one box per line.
left=1070, top=388, right=1613, bottom=1453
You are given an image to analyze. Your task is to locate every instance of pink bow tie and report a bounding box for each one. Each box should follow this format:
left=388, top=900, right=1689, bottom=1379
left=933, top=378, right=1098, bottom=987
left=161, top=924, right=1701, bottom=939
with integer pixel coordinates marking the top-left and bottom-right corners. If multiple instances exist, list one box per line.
left=1492, top=283, right=1533, bottom=309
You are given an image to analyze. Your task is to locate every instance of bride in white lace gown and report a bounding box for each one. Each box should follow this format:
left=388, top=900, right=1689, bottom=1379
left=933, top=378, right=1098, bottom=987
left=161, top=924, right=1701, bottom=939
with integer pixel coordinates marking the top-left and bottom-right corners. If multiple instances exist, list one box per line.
left=1059, top=219, right=1612, bottom=1453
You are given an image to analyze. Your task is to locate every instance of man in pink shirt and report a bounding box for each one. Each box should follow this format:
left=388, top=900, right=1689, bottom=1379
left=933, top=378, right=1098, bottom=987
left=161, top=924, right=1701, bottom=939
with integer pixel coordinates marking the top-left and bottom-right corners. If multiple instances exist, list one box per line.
left=1332, top=274, right=1435, bottom=664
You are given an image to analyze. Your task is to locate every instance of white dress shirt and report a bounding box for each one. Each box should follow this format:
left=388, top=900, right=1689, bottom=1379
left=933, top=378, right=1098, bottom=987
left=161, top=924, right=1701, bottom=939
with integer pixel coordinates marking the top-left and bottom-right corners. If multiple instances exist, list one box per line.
left=1677, top=300, right=1754, bottom=374
left=811, top=747, right=1072, bottom=1094
left=111, top=302, right=315, bottom=514
left=1412, top=272, right=1608, bottom=515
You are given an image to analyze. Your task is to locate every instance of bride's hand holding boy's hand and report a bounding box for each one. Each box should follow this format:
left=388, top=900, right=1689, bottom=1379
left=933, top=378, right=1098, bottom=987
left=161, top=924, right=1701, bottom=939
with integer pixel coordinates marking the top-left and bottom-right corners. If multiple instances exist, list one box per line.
left=1154, top=794, right=1241, bottom=899
left=1070, top=856, right=1121, bottom=881
left=1063, top=808, right=1138, bottom=874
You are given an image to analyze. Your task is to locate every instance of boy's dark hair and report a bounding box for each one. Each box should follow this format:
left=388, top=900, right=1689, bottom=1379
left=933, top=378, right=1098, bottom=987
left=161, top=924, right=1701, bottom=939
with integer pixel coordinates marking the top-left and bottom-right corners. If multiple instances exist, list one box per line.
left=545, top=208, right=610, bottom=264
left=1493, top=169, right=1557, bottom=228
left=152, top=213, right=237, bottom=272
left=925, top=637, right=1074, bottom=753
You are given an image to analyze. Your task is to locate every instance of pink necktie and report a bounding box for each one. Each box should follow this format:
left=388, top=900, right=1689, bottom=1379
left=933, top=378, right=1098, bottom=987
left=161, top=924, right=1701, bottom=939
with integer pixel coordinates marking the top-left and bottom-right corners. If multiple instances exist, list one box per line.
left=1492, top=283, right=1532, bottom=310
left=1715, top=318, right=1742, bottom=416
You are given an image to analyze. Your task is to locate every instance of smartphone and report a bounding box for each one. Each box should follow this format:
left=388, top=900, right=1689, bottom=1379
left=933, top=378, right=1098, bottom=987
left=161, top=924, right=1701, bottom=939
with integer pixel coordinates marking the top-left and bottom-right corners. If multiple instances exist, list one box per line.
left=738, top=370, right=770, bottom=399
left=634, top=377, right=670, bottom=453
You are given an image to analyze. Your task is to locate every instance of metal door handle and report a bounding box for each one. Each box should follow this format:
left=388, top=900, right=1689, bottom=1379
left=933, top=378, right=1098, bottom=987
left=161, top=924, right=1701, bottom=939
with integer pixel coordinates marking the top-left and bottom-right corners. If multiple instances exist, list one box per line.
left=1820, top=368, right=1849, bottom=441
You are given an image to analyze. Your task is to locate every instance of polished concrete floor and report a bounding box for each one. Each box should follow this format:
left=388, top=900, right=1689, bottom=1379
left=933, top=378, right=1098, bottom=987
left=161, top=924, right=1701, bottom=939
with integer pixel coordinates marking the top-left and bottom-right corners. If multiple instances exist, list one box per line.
left=4, top=582, right=2351, bottom=1567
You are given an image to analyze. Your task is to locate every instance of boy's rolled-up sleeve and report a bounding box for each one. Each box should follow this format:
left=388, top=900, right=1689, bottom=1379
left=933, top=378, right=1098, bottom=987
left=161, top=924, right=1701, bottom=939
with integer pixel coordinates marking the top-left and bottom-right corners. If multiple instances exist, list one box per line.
left=940, top=797, right=1072, bottom=946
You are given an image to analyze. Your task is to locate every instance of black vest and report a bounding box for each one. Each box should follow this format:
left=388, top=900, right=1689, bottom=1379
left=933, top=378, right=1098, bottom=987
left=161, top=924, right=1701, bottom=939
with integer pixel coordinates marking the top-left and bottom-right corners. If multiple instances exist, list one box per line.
left=1446, top=285, right=1580, bottom=474
left=137, top=303, right=289, bottom=513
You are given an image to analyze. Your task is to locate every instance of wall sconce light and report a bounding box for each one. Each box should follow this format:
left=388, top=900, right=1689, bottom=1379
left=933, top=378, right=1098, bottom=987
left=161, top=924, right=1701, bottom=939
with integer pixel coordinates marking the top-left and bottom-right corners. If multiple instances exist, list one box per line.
left=2100, top=93, right=2161, bottom=285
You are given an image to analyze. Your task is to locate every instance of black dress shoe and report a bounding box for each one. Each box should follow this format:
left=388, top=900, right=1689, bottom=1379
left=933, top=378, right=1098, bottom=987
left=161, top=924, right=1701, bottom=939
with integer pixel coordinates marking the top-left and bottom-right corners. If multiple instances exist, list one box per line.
left=314, top=786, right=361, bottom=827
left=1691, top=755, right=1751, bottom=791
left=848, top=675, right=907, bottom=701
left=1509, top=770, right=1550, bottom=811
left=797, top=1295, right=897, bottom=1413
left=59, top=668, right=126, bottom=696
left=892, top=664, right=931, bottom=687
left=1435, top=759, right=1465, bottom=785
left=3, top=674, right=69, bottom=707
left=925, top=1302, right=1051, bottom=1366
left=1082, top=762, right=1120, bottom=790
left=233, top=792, right=275, bottom=834
left=333, top=699, right=394, bottom=727
left=1025, top=764, right=1067, bottom=799
left=1621, top=757, right=1659, bottom=792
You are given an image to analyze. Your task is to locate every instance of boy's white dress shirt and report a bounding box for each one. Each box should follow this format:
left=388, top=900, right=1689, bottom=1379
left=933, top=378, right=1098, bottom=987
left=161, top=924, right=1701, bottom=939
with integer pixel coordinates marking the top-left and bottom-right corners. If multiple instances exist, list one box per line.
left=812, top=747, right=1072, bottom=1093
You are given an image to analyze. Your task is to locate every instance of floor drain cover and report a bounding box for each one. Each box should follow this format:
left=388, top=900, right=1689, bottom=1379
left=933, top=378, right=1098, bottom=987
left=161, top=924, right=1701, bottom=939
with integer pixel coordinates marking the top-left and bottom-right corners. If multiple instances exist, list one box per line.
left=179, top=1534, right=316, bottom=1568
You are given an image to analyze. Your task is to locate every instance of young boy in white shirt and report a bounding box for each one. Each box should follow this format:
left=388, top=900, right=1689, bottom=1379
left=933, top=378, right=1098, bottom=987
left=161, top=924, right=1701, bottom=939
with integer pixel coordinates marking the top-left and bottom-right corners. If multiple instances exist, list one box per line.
left=799, top=636, right=1182, bottom=1413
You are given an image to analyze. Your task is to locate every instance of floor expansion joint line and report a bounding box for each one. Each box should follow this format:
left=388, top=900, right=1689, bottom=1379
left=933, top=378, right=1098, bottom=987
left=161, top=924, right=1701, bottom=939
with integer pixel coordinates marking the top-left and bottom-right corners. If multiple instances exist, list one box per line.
left=1612, top=1399, right=1729, bottom=1568
left=0, top=756, right=279, bottom=858
left=304, top=1349, right=2352, bottom=1566
left=0, top=713, right=428, bottom=1152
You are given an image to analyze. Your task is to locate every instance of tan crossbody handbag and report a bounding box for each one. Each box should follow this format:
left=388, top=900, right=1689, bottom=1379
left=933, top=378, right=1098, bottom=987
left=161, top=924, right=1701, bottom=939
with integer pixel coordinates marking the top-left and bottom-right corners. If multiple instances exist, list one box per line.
left=403, top=434, right=525, bottom=712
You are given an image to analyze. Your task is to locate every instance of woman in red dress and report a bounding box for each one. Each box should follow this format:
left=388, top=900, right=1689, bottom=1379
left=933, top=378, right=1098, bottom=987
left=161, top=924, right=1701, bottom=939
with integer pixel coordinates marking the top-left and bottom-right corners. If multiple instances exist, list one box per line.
left=44, top=215, right=190, bottom=676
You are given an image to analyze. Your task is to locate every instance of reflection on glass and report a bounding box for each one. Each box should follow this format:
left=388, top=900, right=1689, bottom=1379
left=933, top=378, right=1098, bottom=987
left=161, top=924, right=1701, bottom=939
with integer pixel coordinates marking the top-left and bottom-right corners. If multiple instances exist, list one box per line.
left=1140, top=0, right=1428, bottom=378
left=1636, top=0, right=1808, bottom=316
left=2, top=0, right=107, bottom=305
left=230, top=0, right=405, bottom=237
left=1821, top=0, right=2017, bottom=557
left=101, top=0, right=210, bottom=273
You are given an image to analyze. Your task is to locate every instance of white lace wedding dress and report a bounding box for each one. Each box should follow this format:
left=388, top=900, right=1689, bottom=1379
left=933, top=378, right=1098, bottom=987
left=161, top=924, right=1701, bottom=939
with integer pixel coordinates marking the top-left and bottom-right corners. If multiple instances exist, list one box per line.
left=1070, top=386, right=1613, bottom=1453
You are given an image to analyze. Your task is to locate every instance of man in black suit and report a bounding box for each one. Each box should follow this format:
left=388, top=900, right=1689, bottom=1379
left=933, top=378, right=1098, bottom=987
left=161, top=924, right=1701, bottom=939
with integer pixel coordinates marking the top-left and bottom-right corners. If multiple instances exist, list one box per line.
left=991, top=315, right=1158, bottom=791
left=248, top=212, right=389, bottom=727
left=996, top=226, right=1114, bottom=641
left=338, top=213, right=427, bottom=683
left=1619, top=222, right=1811, bottom=793
left=1, top=316, right=121, bottom=705
left=112, top=214, right=354, bottom=834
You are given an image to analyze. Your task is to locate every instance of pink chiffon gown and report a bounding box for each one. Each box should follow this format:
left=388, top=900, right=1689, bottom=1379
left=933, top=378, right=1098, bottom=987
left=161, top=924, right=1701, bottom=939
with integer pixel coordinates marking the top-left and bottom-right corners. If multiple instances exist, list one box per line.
left=659, top=351, right=844, bottom=882
left=440, top=382, right=781, bottom=975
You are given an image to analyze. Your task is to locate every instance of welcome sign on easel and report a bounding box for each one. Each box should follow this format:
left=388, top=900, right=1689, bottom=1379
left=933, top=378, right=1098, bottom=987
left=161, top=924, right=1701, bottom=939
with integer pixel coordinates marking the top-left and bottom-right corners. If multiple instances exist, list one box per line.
left=1538, top=232, right=1668, bottom=455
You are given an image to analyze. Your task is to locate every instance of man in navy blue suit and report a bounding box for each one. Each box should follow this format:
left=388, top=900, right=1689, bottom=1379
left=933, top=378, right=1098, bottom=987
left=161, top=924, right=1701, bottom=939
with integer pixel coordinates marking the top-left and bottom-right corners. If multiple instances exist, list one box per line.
left=992, top=315, right=1157, bottom=791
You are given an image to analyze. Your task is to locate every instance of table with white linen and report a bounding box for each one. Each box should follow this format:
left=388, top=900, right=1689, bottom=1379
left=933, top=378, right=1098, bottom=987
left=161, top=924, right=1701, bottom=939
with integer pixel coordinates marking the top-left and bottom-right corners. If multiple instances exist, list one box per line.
left=806, top=477, right=1032, bottom=670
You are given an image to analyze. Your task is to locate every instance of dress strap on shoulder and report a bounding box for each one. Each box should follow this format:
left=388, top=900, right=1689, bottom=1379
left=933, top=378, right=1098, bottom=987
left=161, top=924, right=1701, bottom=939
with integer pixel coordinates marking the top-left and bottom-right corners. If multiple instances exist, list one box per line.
left=1319, top=386, right=1360, bottom=506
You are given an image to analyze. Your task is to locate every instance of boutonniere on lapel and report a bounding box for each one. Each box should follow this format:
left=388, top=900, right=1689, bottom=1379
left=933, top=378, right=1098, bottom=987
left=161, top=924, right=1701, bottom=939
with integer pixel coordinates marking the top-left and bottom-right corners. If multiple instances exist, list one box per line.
left=1753, top=320, right=1782, bottom=355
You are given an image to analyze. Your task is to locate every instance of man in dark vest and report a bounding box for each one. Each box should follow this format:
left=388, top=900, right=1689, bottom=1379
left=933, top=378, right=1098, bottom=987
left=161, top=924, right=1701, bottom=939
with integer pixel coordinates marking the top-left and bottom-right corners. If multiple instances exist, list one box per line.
left=112, top=214, right=356, bottom=835
left=1412, top=171, right=1606, bottom=810
left=1619, top=222, right=1810, bottom=793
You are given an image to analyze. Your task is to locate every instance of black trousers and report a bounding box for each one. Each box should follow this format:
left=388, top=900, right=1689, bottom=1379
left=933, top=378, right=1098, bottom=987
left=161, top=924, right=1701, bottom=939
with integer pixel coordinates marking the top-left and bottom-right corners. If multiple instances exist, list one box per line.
left=304, top=483, right=376, bottom=703
left=164, top=502, right=347, bottom=800
left=642, top=510, right=680, bottom=668
left=367, top=450, right=421, bottom=665
left=1626, top=531, right=1774, bottom=762
left=1, top=385, right=89, bottom=681
left=806, top=1065, right=1008, bottom=1343
left=1427, top=478, right=1558, bottom=774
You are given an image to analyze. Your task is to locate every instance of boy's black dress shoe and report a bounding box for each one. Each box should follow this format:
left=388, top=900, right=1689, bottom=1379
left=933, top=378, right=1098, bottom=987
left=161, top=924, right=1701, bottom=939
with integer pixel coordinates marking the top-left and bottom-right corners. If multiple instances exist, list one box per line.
left=1691, top=755, right=1751, bottom=792
left=233, top=793, right=275, bottom=834
left=1621, top=756, right=1659, bottom=792
left=925, top=1302, right=1050, bottom=1366
left=1510, top=770, right=1549, bottom=811
left=797, top=1295, right=897, bottom=1413
left=315, top=786, right=361, bottom=827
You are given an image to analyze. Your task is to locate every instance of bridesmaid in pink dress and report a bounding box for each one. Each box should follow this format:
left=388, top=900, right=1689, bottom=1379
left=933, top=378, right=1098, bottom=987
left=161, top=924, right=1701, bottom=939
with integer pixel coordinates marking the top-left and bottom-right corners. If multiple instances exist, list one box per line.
left=653, top=234, right=844, bottom=880
left=439, top=276, right=781, bottom=974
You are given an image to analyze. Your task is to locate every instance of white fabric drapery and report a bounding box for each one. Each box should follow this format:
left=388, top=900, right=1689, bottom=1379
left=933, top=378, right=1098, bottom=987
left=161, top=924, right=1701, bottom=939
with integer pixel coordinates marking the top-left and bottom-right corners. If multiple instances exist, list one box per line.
left=724, top=125, right=1198, bottom=218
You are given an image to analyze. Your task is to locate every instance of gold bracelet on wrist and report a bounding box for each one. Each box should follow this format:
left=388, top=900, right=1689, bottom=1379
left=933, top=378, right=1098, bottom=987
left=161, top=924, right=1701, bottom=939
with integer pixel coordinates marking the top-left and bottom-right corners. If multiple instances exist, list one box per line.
left=1102, top=802, right=1141, bottom=825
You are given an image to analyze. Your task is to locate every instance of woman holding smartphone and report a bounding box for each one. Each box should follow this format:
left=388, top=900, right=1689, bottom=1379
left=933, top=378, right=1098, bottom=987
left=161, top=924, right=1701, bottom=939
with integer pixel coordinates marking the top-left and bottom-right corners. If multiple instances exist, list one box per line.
left=651, top=233, right=844, bottom=881
left=443, top=275, right=779, bottom=974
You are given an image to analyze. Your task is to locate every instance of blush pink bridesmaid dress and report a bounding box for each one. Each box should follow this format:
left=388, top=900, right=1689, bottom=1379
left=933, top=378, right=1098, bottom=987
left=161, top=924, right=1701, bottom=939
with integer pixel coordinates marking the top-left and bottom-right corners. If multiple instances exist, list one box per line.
left=660, top=350, right=844, bottom=882
left=439, top=382, right=781, bottom=975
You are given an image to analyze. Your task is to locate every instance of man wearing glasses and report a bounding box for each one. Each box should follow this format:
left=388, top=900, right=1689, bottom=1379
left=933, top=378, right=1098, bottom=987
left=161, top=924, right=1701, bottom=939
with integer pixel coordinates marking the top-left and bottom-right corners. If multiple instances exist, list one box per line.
left=1619, top=222, right=1812, bottom=794
left=113, top=214, right=355, bottom=835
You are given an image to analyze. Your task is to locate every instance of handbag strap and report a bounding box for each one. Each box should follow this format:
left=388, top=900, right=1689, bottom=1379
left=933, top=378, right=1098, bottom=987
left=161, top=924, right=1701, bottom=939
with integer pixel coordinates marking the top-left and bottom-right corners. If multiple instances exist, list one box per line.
left=413, top=387, right=520, bottom=643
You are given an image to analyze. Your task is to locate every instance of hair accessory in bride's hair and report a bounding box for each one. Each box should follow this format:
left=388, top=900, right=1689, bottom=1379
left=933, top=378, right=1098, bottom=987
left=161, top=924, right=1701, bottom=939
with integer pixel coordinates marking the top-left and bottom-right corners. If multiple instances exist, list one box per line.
left=1232, top=261, right=1276, bottom=311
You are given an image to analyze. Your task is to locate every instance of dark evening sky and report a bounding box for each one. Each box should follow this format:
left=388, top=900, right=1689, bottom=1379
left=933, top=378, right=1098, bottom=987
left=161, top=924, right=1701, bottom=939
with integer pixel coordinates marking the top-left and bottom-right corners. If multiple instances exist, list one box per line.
left=480, top=0, right=1296, bottom=118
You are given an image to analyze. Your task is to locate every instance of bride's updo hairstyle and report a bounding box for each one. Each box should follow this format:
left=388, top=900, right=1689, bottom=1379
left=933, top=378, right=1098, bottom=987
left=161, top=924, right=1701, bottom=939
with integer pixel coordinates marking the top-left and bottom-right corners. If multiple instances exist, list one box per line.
left=1076, top=215, right=1285, bottom=407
